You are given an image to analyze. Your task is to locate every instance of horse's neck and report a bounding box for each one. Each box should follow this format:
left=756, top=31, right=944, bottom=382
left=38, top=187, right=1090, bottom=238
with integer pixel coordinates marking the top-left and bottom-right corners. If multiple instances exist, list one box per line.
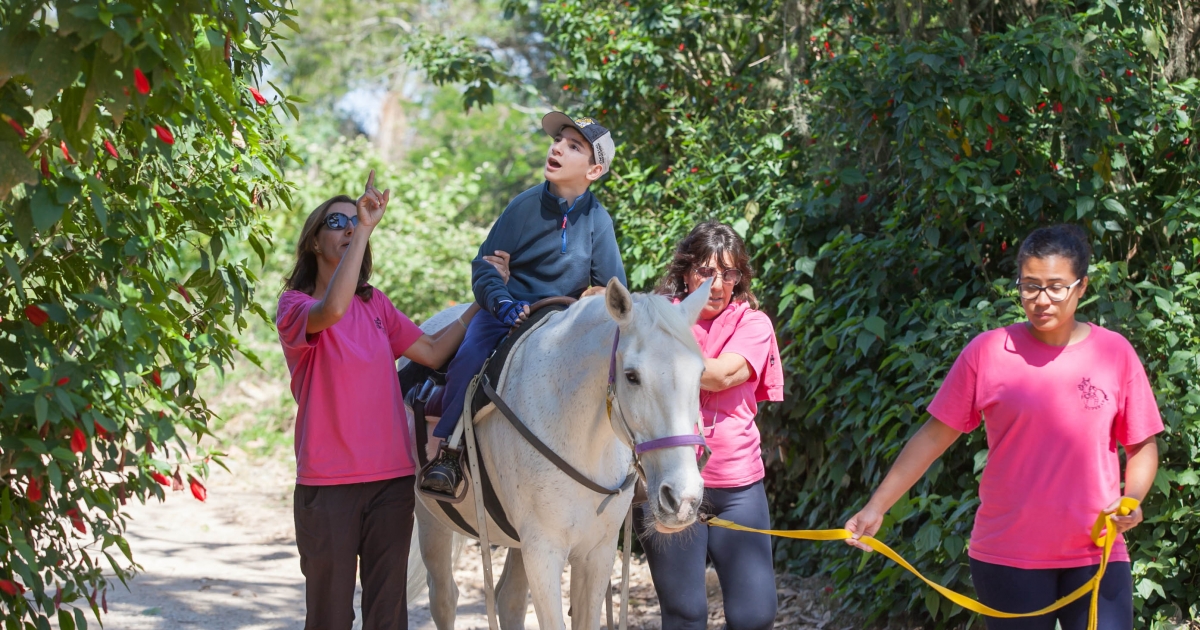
left=509, top=302, right=629, bottom=480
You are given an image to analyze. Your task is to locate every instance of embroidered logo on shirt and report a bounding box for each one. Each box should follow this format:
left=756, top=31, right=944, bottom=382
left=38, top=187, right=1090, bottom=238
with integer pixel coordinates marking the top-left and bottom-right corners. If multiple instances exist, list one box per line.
left=1078, top=378, right=1109, bottom=410
left=374, top=317, right=383, bottom=330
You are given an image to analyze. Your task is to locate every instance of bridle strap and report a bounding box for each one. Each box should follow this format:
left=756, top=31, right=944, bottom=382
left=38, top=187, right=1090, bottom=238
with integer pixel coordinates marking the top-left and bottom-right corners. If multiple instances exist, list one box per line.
left=635, top=434, right=707, bottom=455
left=608, top=328, right=620, bottom=385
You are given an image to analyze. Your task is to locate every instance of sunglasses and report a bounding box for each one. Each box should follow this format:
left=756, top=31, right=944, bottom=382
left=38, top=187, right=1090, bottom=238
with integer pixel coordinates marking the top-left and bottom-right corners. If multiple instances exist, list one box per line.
left=692, top=267, right=743, bottom=284
left=320, top=212, right=359, bottom=231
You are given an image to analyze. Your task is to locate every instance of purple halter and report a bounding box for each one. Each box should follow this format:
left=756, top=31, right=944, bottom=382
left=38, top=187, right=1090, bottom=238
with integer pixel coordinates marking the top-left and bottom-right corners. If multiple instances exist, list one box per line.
left=607, top=329, right=711, bottom=467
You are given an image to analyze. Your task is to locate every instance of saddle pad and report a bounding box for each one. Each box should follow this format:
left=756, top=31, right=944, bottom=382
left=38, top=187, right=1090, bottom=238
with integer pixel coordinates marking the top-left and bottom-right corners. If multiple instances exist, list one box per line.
left=469, top=303, right=569, bottom=418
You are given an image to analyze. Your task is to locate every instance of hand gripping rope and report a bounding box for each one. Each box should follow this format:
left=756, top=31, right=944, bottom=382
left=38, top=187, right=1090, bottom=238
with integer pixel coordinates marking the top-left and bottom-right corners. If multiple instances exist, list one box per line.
left=701, top=497, right=1140, bottom=630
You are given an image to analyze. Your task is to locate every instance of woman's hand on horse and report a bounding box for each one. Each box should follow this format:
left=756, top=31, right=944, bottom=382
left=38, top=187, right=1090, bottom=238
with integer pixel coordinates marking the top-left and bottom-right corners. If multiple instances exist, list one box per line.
left=356, top=169, right=390, bottom=229
left=1104, top=497, right=1144, bottom=534
left=483, top=250, right=511, bottom=283
left=844, top=506, right=884, bottom=552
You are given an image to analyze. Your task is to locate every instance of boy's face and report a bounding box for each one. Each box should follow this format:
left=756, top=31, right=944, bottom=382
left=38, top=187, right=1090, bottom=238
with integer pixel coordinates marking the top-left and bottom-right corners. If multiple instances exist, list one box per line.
left=544, top=126, right=604, bottom=187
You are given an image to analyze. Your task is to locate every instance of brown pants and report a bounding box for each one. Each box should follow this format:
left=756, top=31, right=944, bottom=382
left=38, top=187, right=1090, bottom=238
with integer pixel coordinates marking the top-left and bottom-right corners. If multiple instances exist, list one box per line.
left=294, top=476, right=415, bottom=630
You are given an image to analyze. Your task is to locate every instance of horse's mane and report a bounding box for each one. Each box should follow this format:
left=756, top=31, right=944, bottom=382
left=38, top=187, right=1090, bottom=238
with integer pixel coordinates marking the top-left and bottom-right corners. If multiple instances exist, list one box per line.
left=632, top=293, right=701, bottom=356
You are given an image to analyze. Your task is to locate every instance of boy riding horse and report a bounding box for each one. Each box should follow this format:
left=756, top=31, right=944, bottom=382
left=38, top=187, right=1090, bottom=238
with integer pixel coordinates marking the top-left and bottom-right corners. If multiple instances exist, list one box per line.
left=421, top=112, right=627, bottom=496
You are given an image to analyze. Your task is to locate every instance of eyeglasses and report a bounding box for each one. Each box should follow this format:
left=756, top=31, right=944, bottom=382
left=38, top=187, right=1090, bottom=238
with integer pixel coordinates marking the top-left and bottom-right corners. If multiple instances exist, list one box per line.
left=320, top=212, right=358, bottom=231
left=692, top=267, right=743, bottom=285
left=1015, top=278, right=1082, bottom=302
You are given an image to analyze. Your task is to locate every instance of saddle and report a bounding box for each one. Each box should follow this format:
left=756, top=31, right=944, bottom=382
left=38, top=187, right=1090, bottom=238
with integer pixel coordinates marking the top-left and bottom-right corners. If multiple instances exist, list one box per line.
left=401, top=297, right=575, bottom=539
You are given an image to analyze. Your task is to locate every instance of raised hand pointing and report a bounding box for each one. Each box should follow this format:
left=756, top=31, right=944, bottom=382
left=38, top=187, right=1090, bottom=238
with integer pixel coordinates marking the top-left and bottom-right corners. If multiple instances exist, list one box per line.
left=356, top=169, right=390, bottom=228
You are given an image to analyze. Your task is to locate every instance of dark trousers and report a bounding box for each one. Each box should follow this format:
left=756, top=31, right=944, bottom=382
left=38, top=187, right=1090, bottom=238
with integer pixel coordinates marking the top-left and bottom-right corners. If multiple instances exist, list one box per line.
left=432, top=310, right=510, bottom=439
left=294, top=476, right=416, bottom=630
left=634, top=481, right=777, bottom=630
left=970, top=558, right=1134, bottom=630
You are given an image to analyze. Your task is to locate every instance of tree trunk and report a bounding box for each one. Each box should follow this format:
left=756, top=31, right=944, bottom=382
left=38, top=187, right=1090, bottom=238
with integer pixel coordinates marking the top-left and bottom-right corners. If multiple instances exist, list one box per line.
left=1166, top=1, right=1200, bottom=82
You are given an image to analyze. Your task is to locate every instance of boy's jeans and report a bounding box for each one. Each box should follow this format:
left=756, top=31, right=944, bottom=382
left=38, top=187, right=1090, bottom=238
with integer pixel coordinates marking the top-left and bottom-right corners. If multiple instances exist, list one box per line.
left=432, top=309, right=511, bottom=439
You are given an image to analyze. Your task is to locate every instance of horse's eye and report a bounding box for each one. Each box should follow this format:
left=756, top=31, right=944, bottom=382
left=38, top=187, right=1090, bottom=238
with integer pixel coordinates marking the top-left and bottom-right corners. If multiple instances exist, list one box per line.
left=624, top=370, right=640, bottom=385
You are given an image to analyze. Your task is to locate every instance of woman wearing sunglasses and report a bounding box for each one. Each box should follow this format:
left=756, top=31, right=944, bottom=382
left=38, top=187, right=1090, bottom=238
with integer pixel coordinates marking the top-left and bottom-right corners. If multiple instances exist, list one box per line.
left=644, top=221, right=784, bottom=630
left=844, top=224, right=1162, bottom=630
left=277, top=171, right=481, bottom=629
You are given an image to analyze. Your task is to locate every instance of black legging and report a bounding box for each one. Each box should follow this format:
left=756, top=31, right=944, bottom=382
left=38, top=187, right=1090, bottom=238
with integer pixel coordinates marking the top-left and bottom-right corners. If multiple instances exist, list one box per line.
left=634, top=481, right=777, bottom=630
left=970, top=558, right=1133, bottom=630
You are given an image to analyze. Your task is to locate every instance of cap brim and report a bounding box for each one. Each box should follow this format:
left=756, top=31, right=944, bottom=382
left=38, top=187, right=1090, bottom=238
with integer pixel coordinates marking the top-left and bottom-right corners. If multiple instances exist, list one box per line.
left=542, top=111, right=579, bottom=137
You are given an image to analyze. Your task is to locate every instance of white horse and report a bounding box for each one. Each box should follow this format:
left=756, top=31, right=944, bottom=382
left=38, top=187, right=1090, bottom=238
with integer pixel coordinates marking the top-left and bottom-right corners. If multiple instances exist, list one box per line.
left=409, top=279, right=712, bottom=630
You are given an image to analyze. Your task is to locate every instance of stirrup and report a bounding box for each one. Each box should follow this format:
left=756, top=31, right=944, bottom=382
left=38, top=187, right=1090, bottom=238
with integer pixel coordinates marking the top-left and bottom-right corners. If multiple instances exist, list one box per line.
left=418, top=445, right=469, bottom=503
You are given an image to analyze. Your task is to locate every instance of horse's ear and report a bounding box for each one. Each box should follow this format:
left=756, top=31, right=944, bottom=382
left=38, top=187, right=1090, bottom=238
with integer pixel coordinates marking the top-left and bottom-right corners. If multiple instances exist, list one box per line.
left=605, top=277, right=634, bottom=326
left=679, top=278, right=712, bottom=325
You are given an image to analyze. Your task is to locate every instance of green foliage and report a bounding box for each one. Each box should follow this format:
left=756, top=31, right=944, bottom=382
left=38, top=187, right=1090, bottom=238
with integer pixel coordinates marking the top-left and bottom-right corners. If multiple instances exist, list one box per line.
left=412, top=0, right=1200, bottom=626
left=0, top=0, right=292, bottom=624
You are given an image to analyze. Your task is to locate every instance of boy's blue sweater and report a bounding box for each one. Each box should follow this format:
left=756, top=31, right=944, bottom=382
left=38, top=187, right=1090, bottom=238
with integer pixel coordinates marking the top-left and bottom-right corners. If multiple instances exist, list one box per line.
left=472, top=182, right=627, bottom=315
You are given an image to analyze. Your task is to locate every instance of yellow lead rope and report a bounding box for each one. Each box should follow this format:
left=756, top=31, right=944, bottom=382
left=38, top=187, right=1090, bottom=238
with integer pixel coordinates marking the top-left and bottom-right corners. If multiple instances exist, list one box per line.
left=704, top=497, right=1139, bottom=630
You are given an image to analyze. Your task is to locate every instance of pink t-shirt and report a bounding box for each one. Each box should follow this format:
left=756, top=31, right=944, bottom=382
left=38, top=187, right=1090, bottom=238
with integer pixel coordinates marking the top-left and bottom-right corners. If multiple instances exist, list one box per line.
left=693, top=303, right=782, bottom=488
left=277, top=288, right=424, bottom=486
left=928, top=322, right=1163, bottom=569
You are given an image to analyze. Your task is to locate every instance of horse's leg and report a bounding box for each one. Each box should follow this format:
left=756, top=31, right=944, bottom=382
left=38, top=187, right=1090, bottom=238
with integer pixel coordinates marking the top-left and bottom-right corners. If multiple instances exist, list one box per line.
left=569, top=538, right=619, bottom=630
left=416, top=502, right=459, bottom=630
left=496, top=548, right=530, bottom=630
left=520, top=540, right=569, bottom=630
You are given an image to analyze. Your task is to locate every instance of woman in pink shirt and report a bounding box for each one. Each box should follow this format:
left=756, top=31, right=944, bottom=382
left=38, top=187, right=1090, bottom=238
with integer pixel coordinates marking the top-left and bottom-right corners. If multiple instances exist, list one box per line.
left=640, top=222, right=785, bottom=630
left=277, top=172, right=480, bottom=630
left=844, top=224, right=1162, bottom=630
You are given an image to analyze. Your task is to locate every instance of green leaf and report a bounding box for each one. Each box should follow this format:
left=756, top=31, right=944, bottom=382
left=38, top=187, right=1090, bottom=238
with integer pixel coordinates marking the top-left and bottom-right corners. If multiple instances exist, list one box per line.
left=1075, top=197, right=1095, bottom=219
left=863, top=316, right=887, bottom=339
left=855, top=330, right=876, bottom=355
left=0, top=133, right=38, bottom=200
left=30, top=185, right=65, bottom=233
left=839, top=168, right=866, bottom=185
left=795, top=257, right=816, bottom=277
left=1102, top=198, right=1127, bottom=217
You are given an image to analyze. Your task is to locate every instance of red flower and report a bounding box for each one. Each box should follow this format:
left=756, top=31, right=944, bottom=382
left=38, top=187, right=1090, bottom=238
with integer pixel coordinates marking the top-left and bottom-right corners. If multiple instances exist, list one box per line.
left=0, top=580, right=24, bottom=596
left=27, top=477, right=42, bottom=502
left=150, top=471, right=171, bottom=486
left=979, top=222, right=985, bottom=235
left=154, top=124, right=175, bottom=145
left=152, top=370, right=162, bottom=387
left=1126, top=69, right=1134, bottom=77
left=40, top=154, right=49, bottom=179
left=1015, top=169, right=1022, bottom=175
left=985, top=138, right=993, bottom=152
left=953, top=154, right=961, bottom=162
left=56, top=377, right=69, bottom=386
left=177, top=284, right=192, bottom=303
left=25, top=305, right=48, bottom=327
left=690, top=166, right=698, bottom=173
left=562, top=84, right=571, bottom=91
left=66, top=508, right=86, bottom=533
left=134, top=68, right=150, bottom=95
left=857, top=194, right=868, bottom=203
left=823, top=41, right=831, bottom=51
left=1182, top=105, right=1188, bottom=111
left=60, top=141, right=75, bottom=164
left=1105, top=96, right=1112, bottom=103
left=986, top=124, right=994, bottom=135
left=958, top=55, right=965, bottom=68
left=601, top=56, right=608, bottom=64
left=1001, top=241, right=1008, bottom=252
left=997, top=113, right=1010, bottom=122
left=70, top=428, right=87, bottom=453
left=189, top=476, right=207, bottom=502
left=249, top=86, right=268, bottom=106
left=94, top=422, right=110, bottom=440
left=1184, top=138, right=1191, bottom=146
left=1037, top=101, right=1047, bottom=110
left=103, top=140, right=119, bottom=159
left=912, top=267, right=919, bottom=276
left=1053, top=102, right=1063, bottom=114
left=658, top=83, right=667, bottom=90
left=678, top=43, right=685, bottom=51
left=6, top=117, right=26, bottom=139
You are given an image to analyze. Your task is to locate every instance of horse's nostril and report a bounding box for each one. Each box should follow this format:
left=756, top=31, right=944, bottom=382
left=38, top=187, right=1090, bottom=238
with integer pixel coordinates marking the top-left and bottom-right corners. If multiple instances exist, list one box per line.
left=658, top=484, right=681, bottom=514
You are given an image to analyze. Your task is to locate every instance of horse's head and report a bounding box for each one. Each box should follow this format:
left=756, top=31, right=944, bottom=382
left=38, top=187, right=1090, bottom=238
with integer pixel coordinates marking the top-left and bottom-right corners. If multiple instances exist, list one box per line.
left=604, top=277, right=713, bottom=532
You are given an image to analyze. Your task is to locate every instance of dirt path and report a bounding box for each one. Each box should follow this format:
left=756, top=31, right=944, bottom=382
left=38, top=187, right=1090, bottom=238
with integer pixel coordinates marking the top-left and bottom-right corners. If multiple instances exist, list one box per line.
left=99, top=445, right=843, bottom=629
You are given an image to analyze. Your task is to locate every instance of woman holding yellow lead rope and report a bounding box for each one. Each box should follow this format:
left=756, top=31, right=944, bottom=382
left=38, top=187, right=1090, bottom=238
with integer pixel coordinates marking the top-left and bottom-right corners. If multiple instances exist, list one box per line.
left=844, top=224, right=1162, bottom=630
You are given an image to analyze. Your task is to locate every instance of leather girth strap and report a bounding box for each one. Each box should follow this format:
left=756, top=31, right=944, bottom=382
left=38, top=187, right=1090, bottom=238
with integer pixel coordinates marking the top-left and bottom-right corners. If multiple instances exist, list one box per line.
left=471, top=418, right=521, bottom=542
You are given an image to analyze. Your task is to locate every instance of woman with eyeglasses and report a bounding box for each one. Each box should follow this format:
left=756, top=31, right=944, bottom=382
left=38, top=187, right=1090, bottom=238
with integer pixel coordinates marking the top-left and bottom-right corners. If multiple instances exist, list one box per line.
left=844, top=224, right=1162, bottom=630
left=277, top=172, right=481, bottom=629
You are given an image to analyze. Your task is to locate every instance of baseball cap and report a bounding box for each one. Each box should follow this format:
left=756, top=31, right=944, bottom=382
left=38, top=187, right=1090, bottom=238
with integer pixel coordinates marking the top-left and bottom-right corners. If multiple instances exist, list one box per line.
left=542, top=111, right=615, bottom=176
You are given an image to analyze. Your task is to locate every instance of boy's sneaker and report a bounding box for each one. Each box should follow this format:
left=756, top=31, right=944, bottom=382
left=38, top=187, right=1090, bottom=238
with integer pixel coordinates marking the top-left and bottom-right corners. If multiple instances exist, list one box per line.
left=420, top=448, right=463, bottom=497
